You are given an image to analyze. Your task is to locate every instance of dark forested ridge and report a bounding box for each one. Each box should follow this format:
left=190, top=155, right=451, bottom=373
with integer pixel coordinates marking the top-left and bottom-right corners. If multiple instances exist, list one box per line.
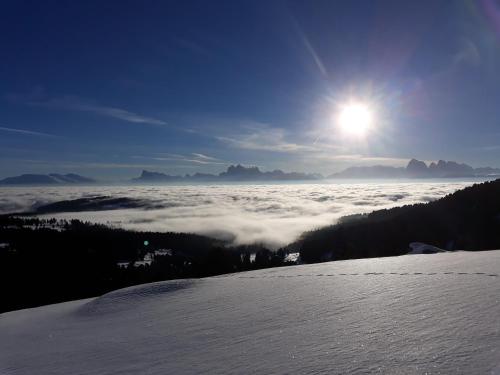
left=297, top=179, right=500, bottom=262
left=0, top=217, right=288, bottom=313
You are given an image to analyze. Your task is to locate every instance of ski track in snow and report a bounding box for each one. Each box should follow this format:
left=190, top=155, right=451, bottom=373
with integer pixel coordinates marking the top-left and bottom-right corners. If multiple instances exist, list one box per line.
left=1, top=251, right=500, bottom=374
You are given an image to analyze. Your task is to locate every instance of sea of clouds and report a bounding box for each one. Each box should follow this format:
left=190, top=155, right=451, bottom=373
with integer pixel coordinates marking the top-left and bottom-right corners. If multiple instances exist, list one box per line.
left=0, top=180, right=485, bottom=247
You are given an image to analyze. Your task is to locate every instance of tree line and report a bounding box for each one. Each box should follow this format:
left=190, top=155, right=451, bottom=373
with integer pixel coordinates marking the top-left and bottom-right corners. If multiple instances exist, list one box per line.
left=296, top=179, right=500, bottom=262
left=0, top=217, right=291, bottom=313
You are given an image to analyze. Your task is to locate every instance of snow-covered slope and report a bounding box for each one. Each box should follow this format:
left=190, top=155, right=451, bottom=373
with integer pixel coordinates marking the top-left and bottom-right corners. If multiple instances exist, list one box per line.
left=1, top=251, right=499, bottom=374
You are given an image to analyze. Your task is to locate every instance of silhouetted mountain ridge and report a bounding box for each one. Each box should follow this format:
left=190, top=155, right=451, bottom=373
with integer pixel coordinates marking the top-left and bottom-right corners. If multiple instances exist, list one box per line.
left=0, top=173, right=96, bottom=185
left=330, top=159, right=500, bottom=178
left=3, top=159, right=498, bottom=184
left=134, top=164, right=322, bottom=182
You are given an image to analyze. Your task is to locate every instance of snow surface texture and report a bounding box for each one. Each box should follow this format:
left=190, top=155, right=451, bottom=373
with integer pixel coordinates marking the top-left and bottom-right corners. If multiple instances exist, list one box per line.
left=0, top=180, right=482, bottom=247
left=1, top=251, right=499, bottom=374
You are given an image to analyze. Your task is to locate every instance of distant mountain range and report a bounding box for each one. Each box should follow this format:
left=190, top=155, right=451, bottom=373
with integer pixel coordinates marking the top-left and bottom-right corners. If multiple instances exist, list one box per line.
left=0, top=173, right=96, bottom=185
left=133, top=164, right=322, bottom=182
left=137, top=160, right=500, bottom=183
left=2, top=159, right=499, bottom=185
left=330, top=159, right=500, bottom=179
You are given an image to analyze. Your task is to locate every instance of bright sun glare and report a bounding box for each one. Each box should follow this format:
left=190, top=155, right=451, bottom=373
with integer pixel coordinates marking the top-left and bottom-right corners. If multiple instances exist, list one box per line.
left=338, top=103, right=373, bottom=136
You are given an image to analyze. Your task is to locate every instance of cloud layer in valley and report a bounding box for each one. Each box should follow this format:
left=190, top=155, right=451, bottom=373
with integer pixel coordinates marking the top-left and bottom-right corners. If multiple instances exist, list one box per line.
left=0, top=181, right=482, bottom=248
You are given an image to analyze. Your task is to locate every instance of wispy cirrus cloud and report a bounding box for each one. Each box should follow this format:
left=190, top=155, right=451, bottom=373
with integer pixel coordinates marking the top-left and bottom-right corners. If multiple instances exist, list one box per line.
left=0, top=125, right=60, bottom=138
left=210, top=120, right=405, bottom=169
left=216, top=123, right=315, bottom=153
left=322, top=154, right=409, bottom=164
left=27, top=95, right=167, bottom=126
left=6, top=88, right=167, bottom=126
left=191, top=153, right=218, bottom=161
left=134, top=152, right=227, bottom=165
left=76, top=104, right=168, bottom=125
left=0, top=157, right=161, bottom=170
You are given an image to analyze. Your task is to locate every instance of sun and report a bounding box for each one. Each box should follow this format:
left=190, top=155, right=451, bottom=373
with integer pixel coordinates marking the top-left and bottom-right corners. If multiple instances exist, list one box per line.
left=337, top=103, right=373, bottom=136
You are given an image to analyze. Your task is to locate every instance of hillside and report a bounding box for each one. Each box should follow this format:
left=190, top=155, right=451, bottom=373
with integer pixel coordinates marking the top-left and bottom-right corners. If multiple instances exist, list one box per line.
left=298, top=178, right=500, bottom=263
left=0, top=216, right=283, bottom=312
left=1, top=251, right=499, bottom=374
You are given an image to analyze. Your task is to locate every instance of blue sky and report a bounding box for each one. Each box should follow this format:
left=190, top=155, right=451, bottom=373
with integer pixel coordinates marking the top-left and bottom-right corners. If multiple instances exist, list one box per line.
left=1, top=0, right=500, bottom=179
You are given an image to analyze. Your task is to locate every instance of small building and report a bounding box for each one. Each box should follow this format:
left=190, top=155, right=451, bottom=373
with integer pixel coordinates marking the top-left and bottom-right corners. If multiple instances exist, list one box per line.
left=154, top=249, right=172, bottom=257
left=134, top=253, right=153, bottom=267
left=284, top=252, right=300, bottom=264
left=133, top=259, right=152, bottom=267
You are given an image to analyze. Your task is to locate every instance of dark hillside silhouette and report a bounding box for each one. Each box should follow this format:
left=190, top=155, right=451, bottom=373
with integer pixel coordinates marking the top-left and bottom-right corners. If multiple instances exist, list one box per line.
left=0, top=217, right=290, bottom=313
left=298, top=179, right=500, bottom=262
